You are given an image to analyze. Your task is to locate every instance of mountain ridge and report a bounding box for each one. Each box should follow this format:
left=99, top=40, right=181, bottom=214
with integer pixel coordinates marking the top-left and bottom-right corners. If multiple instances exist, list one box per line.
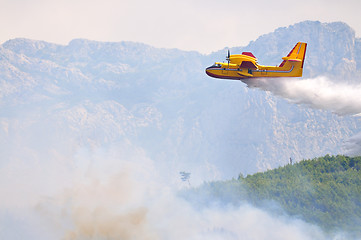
left=1, top=20, right=361, bottom=180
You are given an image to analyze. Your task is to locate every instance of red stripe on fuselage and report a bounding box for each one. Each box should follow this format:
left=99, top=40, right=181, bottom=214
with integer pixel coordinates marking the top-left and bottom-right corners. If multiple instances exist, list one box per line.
left=205, top=71, right=246, bottom=80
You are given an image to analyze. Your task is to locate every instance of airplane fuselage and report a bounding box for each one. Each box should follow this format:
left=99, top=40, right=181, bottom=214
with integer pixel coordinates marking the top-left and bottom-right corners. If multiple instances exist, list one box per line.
left=206, top=42, right=307, bottom=80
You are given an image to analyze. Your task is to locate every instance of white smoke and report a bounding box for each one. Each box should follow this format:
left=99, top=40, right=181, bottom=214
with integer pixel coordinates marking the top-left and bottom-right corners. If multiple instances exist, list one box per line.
left=0, top=140, right=333, bottom=240
left=243, top=76, right=361, bottom=116
left=343, top=131, right=361, bottom=156
left=34, top=146, right=328, bottom=240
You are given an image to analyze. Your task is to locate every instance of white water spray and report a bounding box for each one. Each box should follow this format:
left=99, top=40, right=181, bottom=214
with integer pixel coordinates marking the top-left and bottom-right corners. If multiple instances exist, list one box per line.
left=243, top=76, right=361, bottom=116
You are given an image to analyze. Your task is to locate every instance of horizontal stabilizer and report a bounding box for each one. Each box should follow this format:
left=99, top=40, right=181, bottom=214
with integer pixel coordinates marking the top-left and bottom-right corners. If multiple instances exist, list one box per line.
left=282, top=58, right=302, bottom=62
left=279, top=42, right=307, bottom=67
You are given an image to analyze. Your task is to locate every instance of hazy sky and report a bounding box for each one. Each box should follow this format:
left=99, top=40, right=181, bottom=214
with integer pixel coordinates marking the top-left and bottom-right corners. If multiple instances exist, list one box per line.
left=1, top=0, right=360, bottom=53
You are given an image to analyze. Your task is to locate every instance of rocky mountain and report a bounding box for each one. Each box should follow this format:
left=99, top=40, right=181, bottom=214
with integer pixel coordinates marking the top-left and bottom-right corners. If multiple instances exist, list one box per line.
left=1, top=21, right=361, bottom=182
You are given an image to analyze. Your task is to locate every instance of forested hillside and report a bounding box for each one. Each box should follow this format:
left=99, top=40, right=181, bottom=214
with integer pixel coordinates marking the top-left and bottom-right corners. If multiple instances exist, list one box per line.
left=185, top=155, right=361, bottom=236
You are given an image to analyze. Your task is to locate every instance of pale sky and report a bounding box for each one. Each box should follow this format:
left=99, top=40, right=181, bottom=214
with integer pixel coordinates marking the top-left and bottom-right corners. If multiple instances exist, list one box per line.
left=1, top=0, right=360, bottom=53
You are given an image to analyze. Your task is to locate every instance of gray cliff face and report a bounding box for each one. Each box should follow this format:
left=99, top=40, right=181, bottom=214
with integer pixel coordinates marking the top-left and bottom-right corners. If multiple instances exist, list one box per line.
left=1, top=21, right=361, bottom=180
left=223, top=21, right=358, bottom=79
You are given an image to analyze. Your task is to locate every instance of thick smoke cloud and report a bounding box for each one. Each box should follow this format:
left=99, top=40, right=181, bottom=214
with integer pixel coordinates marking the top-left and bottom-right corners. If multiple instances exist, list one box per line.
left=34, top=145, right=328, bottom=240
left=242, top=76, right=361, bottom=116
left=0, top=139, right=331, bottom=240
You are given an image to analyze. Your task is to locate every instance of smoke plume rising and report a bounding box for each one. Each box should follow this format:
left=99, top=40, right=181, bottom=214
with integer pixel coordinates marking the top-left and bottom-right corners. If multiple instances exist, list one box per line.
left=31, top=145, right=331, bottom=240
left=0, top=113, right=350, bottom=240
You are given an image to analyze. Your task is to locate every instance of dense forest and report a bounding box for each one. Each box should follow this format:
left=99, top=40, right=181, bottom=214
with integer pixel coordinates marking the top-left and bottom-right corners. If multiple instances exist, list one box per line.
left=184, top=155, right=361, bottom=236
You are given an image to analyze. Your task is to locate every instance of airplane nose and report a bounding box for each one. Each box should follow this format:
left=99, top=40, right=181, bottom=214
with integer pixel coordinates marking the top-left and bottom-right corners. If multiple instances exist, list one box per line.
left=205, top=65, right=220, bottom=78
left=205, top=67, right=211, bottom=76
left=205, top=65, right=214, bottom=71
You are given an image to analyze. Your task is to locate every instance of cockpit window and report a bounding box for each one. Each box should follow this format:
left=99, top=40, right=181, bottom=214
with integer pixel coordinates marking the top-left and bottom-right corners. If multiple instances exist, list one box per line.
left=211, top=63, right=222, bottom=68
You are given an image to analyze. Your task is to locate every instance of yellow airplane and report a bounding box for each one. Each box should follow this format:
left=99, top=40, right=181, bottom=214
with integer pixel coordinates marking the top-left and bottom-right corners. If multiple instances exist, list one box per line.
left=205, top=42, right=307, bottom=80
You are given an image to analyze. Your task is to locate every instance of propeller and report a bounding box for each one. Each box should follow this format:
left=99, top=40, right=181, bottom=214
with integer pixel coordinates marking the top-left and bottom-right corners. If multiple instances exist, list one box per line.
left=226, top=49, right=230, bottom=68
